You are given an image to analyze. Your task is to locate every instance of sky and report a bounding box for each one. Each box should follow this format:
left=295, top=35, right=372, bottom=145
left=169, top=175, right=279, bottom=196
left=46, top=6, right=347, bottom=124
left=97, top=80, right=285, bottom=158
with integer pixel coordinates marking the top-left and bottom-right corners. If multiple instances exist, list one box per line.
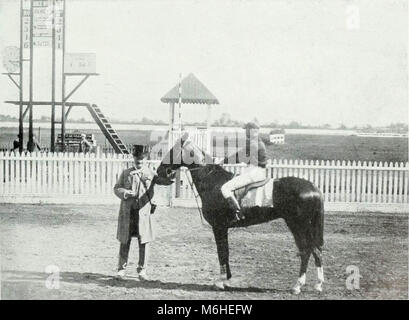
left=0, top=0, right=407, bottom=127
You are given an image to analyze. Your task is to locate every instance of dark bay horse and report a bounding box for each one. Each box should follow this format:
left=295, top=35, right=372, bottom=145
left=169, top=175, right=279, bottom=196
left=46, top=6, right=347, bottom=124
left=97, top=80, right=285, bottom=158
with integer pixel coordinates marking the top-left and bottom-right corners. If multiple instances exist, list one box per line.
left=155, top=133, right=325, bottom=294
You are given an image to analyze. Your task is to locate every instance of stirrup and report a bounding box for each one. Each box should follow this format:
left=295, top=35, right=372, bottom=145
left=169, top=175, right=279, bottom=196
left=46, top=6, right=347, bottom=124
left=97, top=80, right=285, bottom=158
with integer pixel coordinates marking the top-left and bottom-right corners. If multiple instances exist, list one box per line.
left=236, top=210, right=245, bottom=220
left=226, top=197, right=243, bottom=215
left=228, top=212, right=243, bottom=227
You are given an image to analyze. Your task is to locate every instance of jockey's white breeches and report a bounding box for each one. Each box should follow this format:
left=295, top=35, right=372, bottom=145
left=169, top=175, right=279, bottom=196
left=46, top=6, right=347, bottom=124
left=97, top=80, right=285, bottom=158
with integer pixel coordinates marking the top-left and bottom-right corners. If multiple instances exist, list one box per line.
left=221, top=165, right=267, bottom=199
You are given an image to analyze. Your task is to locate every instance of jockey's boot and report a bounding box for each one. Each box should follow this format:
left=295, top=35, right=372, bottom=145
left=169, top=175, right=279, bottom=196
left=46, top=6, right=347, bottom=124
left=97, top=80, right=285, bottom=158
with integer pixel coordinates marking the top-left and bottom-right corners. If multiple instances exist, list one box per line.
left=226, top=196, right=245, bottom=225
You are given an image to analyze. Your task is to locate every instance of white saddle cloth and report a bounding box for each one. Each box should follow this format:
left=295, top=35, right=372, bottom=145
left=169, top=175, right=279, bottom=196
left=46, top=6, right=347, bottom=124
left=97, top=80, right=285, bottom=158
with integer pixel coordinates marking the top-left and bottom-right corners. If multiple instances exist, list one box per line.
left=238, top=179, right=274, bottom=208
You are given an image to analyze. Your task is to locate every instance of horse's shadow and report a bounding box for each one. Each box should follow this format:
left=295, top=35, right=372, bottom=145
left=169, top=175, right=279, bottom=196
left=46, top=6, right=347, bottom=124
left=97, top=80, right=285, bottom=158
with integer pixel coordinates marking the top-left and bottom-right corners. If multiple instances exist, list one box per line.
left=3, top=270, right=283, bottom=294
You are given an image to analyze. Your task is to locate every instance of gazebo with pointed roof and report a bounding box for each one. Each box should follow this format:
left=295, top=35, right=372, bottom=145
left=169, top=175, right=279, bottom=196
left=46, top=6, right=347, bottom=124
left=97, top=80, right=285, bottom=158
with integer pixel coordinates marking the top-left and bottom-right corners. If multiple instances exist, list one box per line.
left=161, top=73, right=219, bottom=105
left=161, top=72, right=219, bottom=134
left=161, top=73, right=219, bottom=198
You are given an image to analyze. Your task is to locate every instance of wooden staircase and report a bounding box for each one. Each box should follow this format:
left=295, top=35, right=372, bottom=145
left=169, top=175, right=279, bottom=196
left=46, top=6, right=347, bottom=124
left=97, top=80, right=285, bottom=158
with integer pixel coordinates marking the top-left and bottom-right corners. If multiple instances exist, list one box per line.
left=86, top=104, right=129, bottom=154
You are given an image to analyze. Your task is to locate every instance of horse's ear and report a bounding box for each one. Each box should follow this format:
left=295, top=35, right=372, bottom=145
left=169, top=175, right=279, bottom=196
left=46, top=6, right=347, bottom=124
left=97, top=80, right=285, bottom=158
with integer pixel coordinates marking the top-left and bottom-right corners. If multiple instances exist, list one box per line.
left=180, top=132, right=189, bottom=144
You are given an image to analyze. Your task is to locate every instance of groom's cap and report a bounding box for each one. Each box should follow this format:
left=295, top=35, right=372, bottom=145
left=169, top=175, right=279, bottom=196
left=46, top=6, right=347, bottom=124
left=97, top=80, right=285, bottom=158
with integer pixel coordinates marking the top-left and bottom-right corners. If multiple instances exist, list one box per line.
left=132, top=144, right=150, bottom=157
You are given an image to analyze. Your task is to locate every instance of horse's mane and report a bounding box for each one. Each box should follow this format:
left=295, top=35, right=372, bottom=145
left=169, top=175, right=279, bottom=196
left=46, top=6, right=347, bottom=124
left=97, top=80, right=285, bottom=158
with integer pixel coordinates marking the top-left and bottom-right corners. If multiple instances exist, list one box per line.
left=177, top=138, right=234, bottom=180
left=207, top=163, right=234, bottom=179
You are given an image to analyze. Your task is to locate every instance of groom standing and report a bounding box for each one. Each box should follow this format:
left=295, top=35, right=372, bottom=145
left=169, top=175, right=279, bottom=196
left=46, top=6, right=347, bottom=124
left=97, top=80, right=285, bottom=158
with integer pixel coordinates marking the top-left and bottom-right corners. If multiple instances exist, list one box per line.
left=114, top=144, right=157, bottom=280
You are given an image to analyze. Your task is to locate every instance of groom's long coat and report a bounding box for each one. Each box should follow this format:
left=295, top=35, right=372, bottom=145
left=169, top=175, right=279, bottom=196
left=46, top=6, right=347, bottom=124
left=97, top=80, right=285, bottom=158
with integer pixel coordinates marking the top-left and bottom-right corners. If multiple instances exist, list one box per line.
left=113, top=166, right=156, bottom=244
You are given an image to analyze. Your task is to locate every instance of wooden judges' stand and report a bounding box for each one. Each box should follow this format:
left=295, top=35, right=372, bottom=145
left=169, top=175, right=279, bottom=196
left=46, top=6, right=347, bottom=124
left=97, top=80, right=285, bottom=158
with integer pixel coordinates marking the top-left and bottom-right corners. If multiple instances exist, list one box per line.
left=161, top=73, right=219, bottom=198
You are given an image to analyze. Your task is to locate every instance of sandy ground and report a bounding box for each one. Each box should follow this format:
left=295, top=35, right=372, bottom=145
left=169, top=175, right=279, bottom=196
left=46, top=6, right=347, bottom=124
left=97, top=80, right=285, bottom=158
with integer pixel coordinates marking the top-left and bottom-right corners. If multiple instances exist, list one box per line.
left=0, top=204, right=407, bottom=300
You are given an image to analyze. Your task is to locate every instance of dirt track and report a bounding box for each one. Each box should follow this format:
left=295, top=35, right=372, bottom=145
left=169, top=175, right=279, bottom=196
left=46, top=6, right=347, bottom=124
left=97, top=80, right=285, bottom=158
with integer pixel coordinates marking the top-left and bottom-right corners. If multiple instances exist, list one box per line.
left=1, top=204, right=407, bottom=300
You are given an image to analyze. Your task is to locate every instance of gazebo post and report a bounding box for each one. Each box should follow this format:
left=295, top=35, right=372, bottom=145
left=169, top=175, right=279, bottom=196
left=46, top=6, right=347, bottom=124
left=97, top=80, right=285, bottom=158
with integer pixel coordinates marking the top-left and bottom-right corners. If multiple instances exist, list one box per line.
left=168, top=102, right=175, bottom=150
left=168, top=102, right=176, bottom=202
left=168, top=101, right=181, bottom=198
left=206, top=103, right=212, bottom=152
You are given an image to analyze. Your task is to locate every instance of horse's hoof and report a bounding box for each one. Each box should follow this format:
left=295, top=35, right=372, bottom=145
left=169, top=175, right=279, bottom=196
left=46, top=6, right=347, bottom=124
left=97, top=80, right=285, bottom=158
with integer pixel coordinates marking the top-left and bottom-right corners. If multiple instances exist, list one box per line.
left=223, top=278, right=234, bottom=288
left=214, top=279, right=225, bottom=290
left=292, top=286, right=301, bottom=295
left=314, top=283, right=323, bottom=292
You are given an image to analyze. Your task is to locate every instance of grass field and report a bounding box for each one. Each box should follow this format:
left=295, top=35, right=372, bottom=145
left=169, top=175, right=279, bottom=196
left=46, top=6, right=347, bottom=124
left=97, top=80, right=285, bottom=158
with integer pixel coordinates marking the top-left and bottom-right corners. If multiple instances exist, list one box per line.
left=1, top=126, right=408, bottom=163
left=1, top=204, right=407, bottom=300
left=222, top=133, right=408, bottom=163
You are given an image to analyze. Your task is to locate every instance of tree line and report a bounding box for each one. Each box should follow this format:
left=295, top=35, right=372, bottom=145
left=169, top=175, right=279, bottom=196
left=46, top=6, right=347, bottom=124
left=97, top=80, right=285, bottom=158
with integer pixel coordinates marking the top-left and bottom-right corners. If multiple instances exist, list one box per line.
left=0, top=113, right=407, bottom=132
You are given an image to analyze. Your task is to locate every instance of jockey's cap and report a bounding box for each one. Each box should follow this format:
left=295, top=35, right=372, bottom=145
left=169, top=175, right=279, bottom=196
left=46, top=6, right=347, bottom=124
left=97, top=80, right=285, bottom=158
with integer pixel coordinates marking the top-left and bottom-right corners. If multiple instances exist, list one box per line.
left=243, top=122, right=260, bottom=130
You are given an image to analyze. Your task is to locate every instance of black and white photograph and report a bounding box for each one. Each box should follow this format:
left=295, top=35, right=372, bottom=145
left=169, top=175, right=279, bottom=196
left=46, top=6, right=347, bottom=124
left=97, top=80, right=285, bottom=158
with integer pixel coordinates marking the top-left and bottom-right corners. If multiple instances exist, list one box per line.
left=0, top=0, right=408, bottom=304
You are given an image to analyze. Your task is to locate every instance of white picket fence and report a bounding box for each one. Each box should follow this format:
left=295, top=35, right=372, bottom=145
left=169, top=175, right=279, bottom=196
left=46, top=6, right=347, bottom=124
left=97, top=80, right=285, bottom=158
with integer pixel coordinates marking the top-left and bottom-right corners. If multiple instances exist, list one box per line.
left=0, top=152, right=169, bottom=206
left=0, top=151, right=408, bottom=212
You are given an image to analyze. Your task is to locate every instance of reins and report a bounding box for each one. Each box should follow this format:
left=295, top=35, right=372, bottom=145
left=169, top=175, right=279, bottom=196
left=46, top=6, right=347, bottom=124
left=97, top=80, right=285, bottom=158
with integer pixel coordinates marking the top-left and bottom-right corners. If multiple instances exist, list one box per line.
left=177, top=141, right=215, bottom=228
left=184, top=165, right=215, bottom=228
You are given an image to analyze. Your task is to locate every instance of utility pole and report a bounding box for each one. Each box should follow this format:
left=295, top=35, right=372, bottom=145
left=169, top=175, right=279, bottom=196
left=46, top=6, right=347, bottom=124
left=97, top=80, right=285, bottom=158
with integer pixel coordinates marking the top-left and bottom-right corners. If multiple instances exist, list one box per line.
left=51, top=0, right=56, bottom=152
left=28, top=0, right=34, bottom=151
left=18, top=0, right=24, bottom=152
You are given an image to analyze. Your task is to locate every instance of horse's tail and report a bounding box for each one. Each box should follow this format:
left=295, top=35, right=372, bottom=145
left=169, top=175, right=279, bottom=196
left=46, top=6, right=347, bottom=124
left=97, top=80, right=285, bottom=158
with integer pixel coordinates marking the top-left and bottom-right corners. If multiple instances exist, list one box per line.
left=311, top=191, right=324, bottom=249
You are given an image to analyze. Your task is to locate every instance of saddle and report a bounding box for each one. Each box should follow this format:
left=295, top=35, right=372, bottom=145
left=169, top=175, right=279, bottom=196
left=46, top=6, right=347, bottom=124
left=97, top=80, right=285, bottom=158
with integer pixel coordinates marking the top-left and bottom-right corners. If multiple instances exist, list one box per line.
left=234, top=178, right=275, bottom=208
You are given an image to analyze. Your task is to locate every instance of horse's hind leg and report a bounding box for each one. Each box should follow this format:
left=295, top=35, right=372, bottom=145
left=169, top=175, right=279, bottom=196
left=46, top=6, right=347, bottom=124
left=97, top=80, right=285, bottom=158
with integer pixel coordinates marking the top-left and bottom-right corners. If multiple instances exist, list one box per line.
left=312, top=247, right=324, bottom=292
left=311, top=195, right=325, bottom=292
left=285, top=217, right=313, bottom=295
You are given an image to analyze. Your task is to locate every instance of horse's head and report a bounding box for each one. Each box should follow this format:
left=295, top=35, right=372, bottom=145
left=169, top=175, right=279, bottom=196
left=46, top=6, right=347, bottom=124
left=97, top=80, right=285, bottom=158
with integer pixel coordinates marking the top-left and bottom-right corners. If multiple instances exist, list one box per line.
left=156, top=132, right=212, bottom=184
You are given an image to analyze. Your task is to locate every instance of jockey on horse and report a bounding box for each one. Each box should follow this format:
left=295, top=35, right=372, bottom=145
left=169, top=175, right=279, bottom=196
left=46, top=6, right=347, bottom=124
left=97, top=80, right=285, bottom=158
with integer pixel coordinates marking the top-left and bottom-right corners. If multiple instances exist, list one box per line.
left=220, top=121, right=268, bottom=224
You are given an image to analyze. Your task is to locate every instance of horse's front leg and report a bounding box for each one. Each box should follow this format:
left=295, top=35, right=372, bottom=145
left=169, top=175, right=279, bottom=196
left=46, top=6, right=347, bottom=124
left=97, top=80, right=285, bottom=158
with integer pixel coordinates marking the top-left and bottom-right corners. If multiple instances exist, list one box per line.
left=213, top=226, right=231, bottom=290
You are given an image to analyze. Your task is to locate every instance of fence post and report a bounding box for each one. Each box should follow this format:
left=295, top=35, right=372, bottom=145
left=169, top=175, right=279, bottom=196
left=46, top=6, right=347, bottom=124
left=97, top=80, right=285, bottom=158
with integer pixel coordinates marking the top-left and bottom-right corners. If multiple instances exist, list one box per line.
left=314, top=160, right=319, bottom=188
left=9, top=151, right=16, bottom=194
left=292, top=159, right=297, bottom=178
left=278, top=159, right=283, bottom=179
left=43, top=151, right=48, bottom=194
left=371, top=161, right=377, bottom=203
left=67, top=152, right=72, bottom=195
left=382, top=161, right=388, bottom=203
left=356, top=161, right=362, bottom=202
left=404, top=163, right=409, bottom=203
left=377, top=161, right=383, bottom=203
left=329, top=160, right=334, bottom=202
left=319, top=160, right=324, bottom=194
left=297, top=159, right=301, bottom=180
left=340, top=160, right=346, bottom=202
left=392, top=162, right=399, bottom=203
left=14, top=152, right=20, bottom=194
left=362, top=161, right=367, bottom=202
left=96, top=151, right=101, bottom=195
left=388, top=162, right=393, bottom=203
left=288, top=159, right=293, bottom=177
left=272, top=158, right=277, bottom=179
left=345, top=160, right=350, bottom=202
left=34, top=152, right=39, bottom=194
left=366, top=161, right=372, bottom=203
left=90, top=152, right=96, bottom=195
left=398, top=162, right=404, bottom=203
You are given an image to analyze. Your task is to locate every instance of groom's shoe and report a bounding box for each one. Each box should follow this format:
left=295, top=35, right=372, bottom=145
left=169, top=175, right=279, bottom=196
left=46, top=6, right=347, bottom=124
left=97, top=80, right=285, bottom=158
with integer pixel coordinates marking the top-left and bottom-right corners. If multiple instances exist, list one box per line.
left=116, top=269, right=126, bottom=279
left=137, top=268, right=149, bottom=281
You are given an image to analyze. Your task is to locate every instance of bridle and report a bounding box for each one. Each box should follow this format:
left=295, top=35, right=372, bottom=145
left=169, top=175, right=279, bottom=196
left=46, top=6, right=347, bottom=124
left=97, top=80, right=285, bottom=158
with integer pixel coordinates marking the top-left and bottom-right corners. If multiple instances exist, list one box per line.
left=177, top=139, right=214, bottom=227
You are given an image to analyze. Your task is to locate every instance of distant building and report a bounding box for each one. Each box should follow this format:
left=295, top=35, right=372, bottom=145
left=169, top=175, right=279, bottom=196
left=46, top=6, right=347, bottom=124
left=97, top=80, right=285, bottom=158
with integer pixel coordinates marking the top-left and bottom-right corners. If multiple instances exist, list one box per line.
left=269, top=129, right=285, bottom=144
